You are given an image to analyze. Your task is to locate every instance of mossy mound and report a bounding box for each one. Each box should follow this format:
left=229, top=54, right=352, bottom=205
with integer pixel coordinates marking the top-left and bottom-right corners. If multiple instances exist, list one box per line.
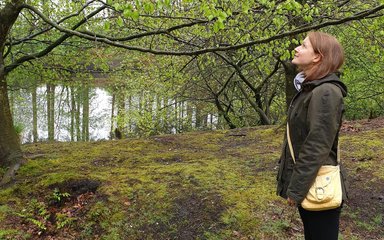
left=0, top=118, right=383, bottom=239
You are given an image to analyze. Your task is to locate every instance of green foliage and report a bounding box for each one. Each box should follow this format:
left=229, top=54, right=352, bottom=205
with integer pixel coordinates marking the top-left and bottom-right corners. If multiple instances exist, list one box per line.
left=0, top=229, right=29, bottom=240
left=51, top=188, right=71, bottom=205
left=4, top=0, right=383, bottom=143
left=16, top=199, right=50, bottom=232
left=13, top=122, right=24, bottom=136
left=56, top=212, right=75, bottom=229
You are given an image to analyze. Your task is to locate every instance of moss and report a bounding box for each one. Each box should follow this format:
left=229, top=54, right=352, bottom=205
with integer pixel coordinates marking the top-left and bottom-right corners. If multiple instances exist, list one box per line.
left=0, top=123, right=382, bottom=239
left=0, top=205, right=10, bottom=222
left=0, top=229, right=29, bottom=240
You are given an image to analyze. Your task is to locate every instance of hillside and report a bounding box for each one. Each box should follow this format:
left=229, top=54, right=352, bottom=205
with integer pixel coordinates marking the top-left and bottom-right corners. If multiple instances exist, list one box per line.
left=0, top=118, right=383, bottom=240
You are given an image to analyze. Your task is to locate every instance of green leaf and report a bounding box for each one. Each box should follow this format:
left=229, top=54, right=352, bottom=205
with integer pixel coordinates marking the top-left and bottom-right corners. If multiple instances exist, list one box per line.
left=123, top=9, right=132, bottom=18
left=164, top=0, right=171, bottom=8
left=113, top=3, right=121, bottom=10
left=144, top=2, right=155, bottom=13
left=132, top=11, right=140, bottom=20
left=213, top=21, right=220, bottom=33
left=104, top=21, right=110, bottom=30
left=242, top=4, right=250, bottom=14
left=218, top=11, right=228, bottom=21
left=117, top=17, right=124, bottom=27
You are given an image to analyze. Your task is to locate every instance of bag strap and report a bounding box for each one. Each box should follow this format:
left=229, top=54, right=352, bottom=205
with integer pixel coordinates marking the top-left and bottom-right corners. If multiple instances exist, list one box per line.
left=286, top=123, right=340, bottom=165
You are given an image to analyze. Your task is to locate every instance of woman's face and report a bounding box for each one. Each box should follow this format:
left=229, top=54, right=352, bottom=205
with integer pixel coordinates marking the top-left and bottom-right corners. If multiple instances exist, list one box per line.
left=292, top=37, right=320, bottom=70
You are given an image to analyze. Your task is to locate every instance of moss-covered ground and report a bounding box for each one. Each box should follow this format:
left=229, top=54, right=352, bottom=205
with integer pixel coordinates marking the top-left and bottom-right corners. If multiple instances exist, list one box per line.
left=0, top=118, right=383, bottom=240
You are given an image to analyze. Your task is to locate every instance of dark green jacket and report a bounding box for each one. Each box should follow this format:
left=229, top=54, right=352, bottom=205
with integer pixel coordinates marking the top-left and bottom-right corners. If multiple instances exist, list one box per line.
left=276, top=73, right=349, bottom=204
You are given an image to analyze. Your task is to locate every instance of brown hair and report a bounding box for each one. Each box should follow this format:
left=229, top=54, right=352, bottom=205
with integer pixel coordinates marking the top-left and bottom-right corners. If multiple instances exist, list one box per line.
left=304, top=32, right=344, bottom=81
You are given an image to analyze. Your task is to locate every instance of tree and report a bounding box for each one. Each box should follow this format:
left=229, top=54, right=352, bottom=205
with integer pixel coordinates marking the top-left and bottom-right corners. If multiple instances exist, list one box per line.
left=1, top=0, right=383, bottom=185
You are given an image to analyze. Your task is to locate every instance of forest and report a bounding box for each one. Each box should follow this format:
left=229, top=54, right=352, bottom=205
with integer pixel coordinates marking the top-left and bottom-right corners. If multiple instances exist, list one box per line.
left=0, top=0, right=383, bottom=239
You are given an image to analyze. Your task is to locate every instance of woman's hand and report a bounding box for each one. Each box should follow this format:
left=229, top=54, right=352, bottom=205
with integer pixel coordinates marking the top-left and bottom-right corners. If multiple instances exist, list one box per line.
left=287, top=197, right=296, bottom=207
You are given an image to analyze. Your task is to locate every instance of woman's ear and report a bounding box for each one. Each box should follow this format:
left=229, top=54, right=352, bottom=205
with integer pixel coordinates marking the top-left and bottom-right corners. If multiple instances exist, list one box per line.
left=313, top=53, right=322, bottom=63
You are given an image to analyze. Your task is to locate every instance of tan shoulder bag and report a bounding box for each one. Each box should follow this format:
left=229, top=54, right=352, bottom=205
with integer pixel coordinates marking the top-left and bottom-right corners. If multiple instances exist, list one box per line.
left=286, top=123, right=342, bottom=211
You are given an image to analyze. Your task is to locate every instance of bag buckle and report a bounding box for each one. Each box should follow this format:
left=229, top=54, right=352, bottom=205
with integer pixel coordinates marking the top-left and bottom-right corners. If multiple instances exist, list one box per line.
left=316, top=187, right=325, bottom=200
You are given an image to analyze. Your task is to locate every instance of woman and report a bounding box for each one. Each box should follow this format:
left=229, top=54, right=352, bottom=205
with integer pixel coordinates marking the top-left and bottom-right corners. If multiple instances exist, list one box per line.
left=276, top=31, right=349, bottom=240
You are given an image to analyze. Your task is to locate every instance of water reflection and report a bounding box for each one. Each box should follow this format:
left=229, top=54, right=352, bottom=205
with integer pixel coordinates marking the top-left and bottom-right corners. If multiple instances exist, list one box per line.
left=12, top=86, right=112, bottom=143
left=11, top=85, right=219, bottom=143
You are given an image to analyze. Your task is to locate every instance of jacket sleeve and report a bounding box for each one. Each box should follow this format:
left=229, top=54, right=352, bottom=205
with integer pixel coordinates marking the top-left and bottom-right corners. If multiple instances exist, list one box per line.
left=287, top=84, right=343, bottom=203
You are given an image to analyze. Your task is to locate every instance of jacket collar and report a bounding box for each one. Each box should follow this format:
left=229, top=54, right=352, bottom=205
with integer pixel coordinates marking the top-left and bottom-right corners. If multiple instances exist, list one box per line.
left=301, top=73, right=348, bottom=97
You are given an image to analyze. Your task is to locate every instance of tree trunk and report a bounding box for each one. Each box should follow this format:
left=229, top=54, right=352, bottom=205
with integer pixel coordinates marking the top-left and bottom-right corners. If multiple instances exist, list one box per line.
left=186, top=101, right=193, bottom=131
left=0, top=0, right=25, bottom=185
left=214, top=97, right=236, bottom=129
left=75, top=89, right=81, bottom=141
left=237, top=81, right=271, bottom=125
left=82, top=85, right=89, bottom=141
left=0, top=73, right=24, bottom=185
left=282, top=61, right=297, bottom=110
left=116, top=89, right=125, bottom=137
left=32, top=85, right=38, bottom=142
left=70, top=86, right=75, bottom=141
left=110, top=93, right=115, bottom=139
left=47, top=83, right=55, bottom=141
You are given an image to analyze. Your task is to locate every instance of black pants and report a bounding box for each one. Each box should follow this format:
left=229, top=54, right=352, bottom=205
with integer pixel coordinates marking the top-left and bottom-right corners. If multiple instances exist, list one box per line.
left=298, top=205, right=342, bottom=240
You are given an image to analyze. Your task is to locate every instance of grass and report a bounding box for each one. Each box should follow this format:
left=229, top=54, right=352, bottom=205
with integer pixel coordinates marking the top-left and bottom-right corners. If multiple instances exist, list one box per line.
left=0, top=121, right=383, bottom=239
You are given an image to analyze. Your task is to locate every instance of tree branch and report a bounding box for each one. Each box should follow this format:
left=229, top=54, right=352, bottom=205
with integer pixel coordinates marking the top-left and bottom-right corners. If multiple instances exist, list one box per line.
left=5, top=0, right=97, bottom=47
left=6, top=3, right=384, bottom=60
left=18, top=3, right=382, bottom=56
left=4, top=4, right=107, bottom=74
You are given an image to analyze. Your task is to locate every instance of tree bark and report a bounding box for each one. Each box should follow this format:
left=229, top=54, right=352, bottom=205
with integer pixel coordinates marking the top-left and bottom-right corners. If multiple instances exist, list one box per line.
left=282, top=61, right=297, bottom=110
left=47, top=83, right=55, bottom=141
left=0, top=0, right=25, bottom=185
left=116, top=89, right=125, bottom=138
left=32, top=85, right=38, bottom=142
left=82, top=85, right=89, bottom=141
left=110, top=93, right=115, bottom=139
left=214, top=97, right=236, bottom=129
left=70, top=86, right=75, bottom=141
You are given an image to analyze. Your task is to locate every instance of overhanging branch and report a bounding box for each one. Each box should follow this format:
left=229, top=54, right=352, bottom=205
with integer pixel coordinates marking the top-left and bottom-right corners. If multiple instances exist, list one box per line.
left=9, top=3, right=384, bottom=57
left=4, top=4, right=107, bottom=74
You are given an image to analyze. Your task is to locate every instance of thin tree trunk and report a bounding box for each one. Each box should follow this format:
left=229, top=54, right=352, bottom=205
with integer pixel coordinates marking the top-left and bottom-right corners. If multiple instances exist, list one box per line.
left=186, top=101, right=193, bottom=130
left=82, top=85, right=89, bottom=141
left=237, top=81, right=271, bottom=125
left=76, top=89, right=81, bottom=141
left=47, top=83, right=55, bottom=141
left=70, top=86, right=75, bottom=141
left=32, top=85, right=38, bottom=142
left=110, top=93, right=115, bottom=139
left=214, top=97, right=236, bottom=129
left=174, top=97, right=178, bottom=133
left=116, top=89, right=125, bottom=138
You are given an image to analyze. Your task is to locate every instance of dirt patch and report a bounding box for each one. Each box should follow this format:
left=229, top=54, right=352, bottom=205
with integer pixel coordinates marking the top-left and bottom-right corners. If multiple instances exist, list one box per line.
left=92, top=157, right=119, bottom=167
left=152, top=136, right=178, bottom=144
left=342, top=168, right=384, bottom=237
left=169, top=191, right=225, bottom=239
left=341, top=117, right=384, bottom=133
left=154, top=155, right=183, bottom=164
left=49, top=179, right=101, bottom=197
left=139, top=189, right=226, bottom=239
left=8, top=180, right=103, bottom=240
